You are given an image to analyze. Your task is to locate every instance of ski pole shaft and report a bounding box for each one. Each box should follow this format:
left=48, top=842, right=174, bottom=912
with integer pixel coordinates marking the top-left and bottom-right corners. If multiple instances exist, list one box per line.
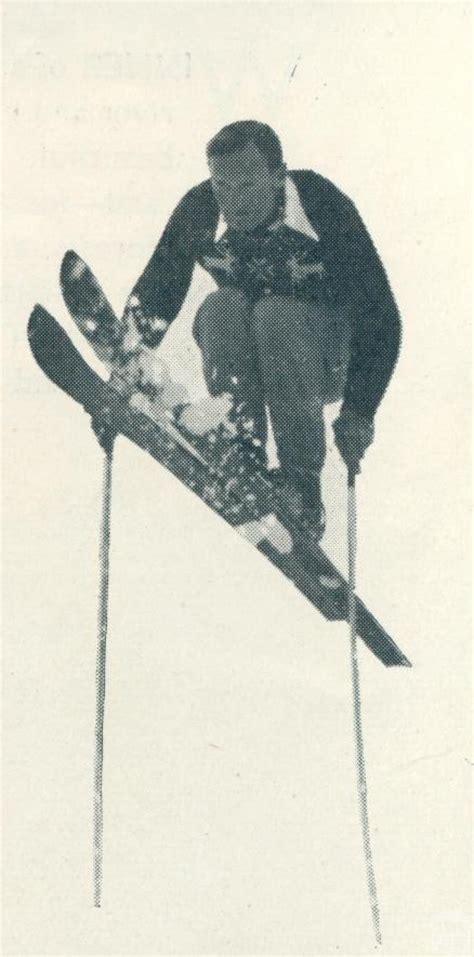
left=93, top=441, right=114, bottom=908
left=347, top=471, right=382, bottom=946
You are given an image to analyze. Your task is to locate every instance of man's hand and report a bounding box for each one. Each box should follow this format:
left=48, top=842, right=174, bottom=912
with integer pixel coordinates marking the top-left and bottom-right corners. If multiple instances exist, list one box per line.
left=333, top=408, right=374, bottom=476
left=91, top=414, right=116, bottom=453
left=90, top=347, right=174, bottom=451
left=90, top=383, right=128, bottom=453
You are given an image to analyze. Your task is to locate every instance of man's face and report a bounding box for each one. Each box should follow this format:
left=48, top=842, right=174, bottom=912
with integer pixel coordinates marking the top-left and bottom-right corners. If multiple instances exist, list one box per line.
left=209, top=142, right=285, bottom=230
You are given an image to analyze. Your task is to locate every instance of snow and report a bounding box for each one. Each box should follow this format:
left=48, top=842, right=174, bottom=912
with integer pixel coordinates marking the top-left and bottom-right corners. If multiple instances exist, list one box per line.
left=319, top=573, right=340, bottom=590
left=135, top=348, right=170, bottom=391
left=148, top=316, right=169, bottom=332
left=237, top=513, right=294, bottom=555
left=121, top=322, right=142, bottom=354
left=160, top=380, right=190, bottom=408
left=178, top=393, right=234, bottom=436
left=128, top=391, right=154, bottom=415
left=69, top=257, right=87, bottom=281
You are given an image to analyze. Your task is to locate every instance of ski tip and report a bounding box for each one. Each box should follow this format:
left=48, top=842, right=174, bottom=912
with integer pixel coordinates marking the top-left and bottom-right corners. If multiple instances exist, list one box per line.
left=28, top=303, right=51, bottom=338
left=61, top=248, right=79, bottom=265
left=60, top=249, right=85, bottom=285
left=28, top=305, right=68, bottom=360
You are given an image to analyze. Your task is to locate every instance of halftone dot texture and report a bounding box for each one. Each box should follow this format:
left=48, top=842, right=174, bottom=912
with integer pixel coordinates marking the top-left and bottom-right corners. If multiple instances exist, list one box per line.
left=93, top=446, right=113, bottom=909
left=28, top=143, right=408, bottom=938
left=348, top=479, right=383, bottom=946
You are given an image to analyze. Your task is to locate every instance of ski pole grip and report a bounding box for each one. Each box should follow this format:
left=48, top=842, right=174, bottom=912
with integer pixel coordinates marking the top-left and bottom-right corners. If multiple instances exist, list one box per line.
left=348, top=466, right=358, bottom=487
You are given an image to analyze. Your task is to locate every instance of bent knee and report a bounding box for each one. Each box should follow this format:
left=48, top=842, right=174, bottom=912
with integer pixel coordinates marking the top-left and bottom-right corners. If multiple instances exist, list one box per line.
left=199, top=287, right=249, bottom=317
left=194, top=287, right=250, bottom=342
left=193, top=286, right=250, bottom=344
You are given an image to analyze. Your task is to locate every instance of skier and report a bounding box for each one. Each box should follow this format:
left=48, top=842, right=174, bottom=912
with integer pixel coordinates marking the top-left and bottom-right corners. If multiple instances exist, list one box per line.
left=98, top=120, right=401, bottom=534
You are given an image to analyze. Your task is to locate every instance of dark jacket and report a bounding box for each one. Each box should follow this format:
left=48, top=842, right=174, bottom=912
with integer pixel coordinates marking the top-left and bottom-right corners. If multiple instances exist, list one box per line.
left=132, top=169, right=401, bottom=419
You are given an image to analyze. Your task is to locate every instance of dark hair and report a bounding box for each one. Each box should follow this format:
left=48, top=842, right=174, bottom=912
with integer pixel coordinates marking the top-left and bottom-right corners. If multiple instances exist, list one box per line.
left=206, top=120, right=283, bottom=170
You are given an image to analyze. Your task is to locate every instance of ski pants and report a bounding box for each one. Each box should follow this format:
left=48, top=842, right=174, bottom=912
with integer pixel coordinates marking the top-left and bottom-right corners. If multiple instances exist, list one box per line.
left=193, top=287, right=351, bottom=487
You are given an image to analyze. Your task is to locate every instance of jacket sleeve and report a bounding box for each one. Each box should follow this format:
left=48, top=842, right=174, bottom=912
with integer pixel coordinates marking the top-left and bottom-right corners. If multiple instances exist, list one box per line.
left=325, top=190, right=402, bottom=419
left=128, top=181, right=218, bottom=347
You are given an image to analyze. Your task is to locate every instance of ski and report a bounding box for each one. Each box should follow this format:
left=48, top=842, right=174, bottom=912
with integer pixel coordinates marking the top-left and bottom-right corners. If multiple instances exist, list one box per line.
left=28, top=301, right=410, bottom=668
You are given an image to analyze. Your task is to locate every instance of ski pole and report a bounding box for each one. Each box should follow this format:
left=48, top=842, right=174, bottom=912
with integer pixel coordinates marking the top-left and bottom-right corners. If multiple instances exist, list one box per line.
left=93, top=436, right=114, bottom=908
left=347, top=467, right=382, bottom=946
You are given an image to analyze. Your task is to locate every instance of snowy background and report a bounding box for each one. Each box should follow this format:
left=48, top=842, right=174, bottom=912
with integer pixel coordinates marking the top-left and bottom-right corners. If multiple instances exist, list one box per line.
left=3, top=2, right=472, bottom=955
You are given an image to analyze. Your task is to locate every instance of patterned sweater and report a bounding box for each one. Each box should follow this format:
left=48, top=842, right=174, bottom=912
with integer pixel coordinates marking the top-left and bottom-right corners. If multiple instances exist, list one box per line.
left=131, top=169, right=401, bottom=419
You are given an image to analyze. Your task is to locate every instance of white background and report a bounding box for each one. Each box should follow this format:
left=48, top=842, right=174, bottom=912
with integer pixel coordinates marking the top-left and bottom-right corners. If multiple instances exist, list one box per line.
left=3, top=2, right=472, bottom=954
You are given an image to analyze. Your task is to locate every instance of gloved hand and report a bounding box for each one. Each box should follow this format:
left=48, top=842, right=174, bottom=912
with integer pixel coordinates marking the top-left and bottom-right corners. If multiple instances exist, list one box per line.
left=333, top=408, right=374, bottom=476
left=90, top=381, right=127, bottom=453
left=90, top=413, right=116, bottom=453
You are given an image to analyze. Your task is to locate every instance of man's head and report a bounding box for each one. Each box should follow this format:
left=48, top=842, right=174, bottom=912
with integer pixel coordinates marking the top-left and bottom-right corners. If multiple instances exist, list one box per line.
left=206, top=120, right=286, bottom=230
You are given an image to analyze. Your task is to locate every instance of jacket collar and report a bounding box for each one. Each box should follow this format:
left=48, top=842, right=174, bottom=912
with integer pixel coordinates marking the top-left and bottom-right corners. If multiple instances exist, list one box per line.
left=214, top=173, right=319, bottom=242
